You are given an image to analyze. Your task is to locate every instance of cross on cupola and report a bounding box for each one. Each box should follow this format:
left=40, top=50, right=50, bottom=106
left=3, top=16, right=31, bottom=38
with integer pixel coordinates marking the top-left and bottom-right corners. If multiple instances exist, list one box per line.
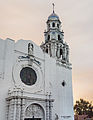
left=52, top=3, right=55, bottom=13
left=40, top=5, right=70, bottom=65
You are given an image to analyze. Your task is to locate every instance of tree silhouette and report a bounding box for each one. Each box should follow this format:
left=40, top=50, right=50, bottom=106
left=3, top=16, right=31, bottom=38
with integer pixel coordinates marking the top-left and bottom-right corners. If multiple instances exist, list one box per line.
left=74, top=99, right=93, bottom=118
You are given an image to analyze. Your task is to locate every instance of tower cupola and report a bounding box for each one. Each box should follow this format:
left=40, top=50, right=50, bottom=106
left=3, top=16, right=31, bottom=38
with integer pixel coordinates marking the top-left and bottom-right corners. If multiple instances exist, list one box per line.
left=48, top=12, right=60, bottom=21
left=47, top=11, right=61, bottom=32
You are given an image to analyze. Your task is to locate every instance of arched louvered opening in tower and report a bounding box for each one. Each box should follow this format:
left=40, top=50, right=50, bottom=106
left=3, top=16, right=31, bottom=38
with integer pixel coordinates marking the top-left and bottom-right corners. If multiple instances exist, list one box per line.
left=60, top=49, right=62, bottom=56
left=57, top=24, right=59, bottom=28
left=52, top=22, right=55, bottom=27
left=48, top=35, right=50, bottom=40
left=58, top=35, right=61, bottom=40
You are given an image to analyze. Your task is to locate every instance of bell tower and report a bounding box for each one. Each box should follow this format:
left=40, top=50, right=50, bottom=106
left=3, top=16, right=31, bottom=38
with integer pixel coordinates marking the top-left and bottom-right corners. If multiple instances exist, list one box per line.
left=41, top=4, right=70, bottom=64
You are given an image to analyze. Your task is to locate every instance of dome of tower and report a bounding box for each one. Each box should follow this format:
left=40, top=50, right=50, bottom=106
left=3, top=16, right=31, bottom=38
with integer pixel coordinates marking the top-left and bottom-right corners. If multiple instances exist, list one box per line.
left=48, top=12, right=60, bottom=21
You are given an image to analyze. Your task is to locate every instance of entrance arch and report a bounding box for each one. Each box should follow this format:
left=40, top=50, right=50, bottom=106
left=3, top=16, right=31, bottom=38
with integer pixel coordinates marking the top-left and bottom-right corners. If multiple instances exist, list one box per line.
left=25, top=103, right=45, bottom=120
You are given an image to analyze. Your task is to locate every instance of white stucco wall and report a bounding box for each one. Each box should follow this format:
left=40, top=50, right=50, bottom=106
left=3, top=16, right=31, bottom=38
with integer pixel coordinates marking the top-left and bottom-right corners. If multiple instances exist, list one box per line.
left=44, top=55, right=74, bottom=120
left=0, top=38, right=74, bottom=120
left=0, top=38, right=15, bottom=120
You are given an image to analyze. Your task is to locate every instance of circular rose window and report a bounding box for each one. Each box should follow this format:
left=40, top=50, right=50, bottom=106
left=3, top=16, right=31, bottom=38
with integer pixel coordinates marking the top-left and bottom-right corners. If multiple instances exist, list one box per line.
left=20, top=67, right=37, bottom=86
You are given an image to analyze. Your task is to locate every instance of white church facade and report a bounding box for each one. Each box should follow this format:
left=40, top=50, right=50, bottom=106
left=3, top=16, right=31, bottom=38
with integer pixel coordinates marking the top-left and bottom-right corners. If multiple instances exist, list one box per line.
left=0, top=9, right=74, bottom=120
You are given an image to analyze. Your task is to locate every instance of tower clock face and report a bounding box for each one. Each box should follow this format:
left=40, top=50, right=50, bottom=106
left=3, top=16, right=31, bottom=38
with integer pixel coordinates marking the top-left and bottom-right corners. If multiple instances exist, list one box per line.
left=20, top=67, right=37, bottom=86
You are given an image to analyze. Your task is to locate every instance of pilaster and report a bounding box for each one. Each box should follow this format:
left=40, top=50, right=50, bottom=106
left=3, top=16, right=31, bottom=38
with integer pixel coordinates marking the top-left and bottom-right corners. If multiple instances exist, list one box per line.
left=46, top=95, right=49, bottom=120
left=16, top=98, right=21, bottom=120
left=8, top=99, right=15, bottom=120
left=49, top=94, right=53, bottom=120
left=20, top=99, right=25, bottom=120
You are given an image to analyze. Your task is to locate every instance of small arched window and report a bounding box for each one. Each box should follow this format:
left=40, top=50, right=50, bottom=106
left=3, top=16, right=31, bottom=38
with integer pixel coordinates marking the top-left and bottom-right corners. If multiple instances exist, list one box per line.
left=58, top=35, right=61, bottom=40
left=60, top=49, right=62, bottom=56
left=57, top=24, right=59, bottom=28
left=49, top=24, right=50, bottom=27
left=48, top=35, right=50, bottom=40
left=52, top=22, right=55, bottom=27
left=62, top=81, right=66, bottom=87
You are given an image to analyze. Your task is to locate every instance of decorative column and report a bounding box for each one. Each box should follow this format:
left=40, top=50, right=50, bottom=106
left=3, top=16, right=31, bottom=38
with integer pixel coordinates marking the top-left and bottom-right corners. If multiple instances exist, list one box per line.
left=46, top=94, right=49, bottom=120
left=6, top=100, right=10, bottom=120
left=56, top=44, right=61, bottom=58
left=55, top=43, right=57, bottom=58
left=15, top=88, right=23, bottom=120
left=62, top=44, right=66, bottom=61
left=49, top=94, right=53, bottom=120
left=51, top=43, right=54, bottom=57
left=8, top=99, right=15, bottom=120
left=21, top=98, right=25, bottom=120
left=49, top=44, right=52, bottom=57
left=16, top=98, right=21, bottom=120
left=66, top=45, right=69, bottom=63
left=48, top=44, right=50, bottom=54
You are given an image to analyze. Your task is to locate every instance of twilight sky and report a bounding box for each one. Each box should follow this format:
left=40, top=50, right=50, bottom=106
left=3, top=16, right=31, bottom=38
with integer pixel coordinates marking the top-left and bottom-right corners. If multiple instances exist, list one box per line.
left=0, top=0, right=93, bottom=103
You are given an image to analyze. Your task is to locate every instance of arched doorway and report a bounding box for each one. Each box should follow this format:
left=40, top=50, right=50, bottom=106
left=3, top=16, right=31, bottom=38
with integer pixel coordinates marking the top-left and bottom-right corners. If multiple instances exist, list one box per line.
left=25, top=103, right=45, bottom=120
